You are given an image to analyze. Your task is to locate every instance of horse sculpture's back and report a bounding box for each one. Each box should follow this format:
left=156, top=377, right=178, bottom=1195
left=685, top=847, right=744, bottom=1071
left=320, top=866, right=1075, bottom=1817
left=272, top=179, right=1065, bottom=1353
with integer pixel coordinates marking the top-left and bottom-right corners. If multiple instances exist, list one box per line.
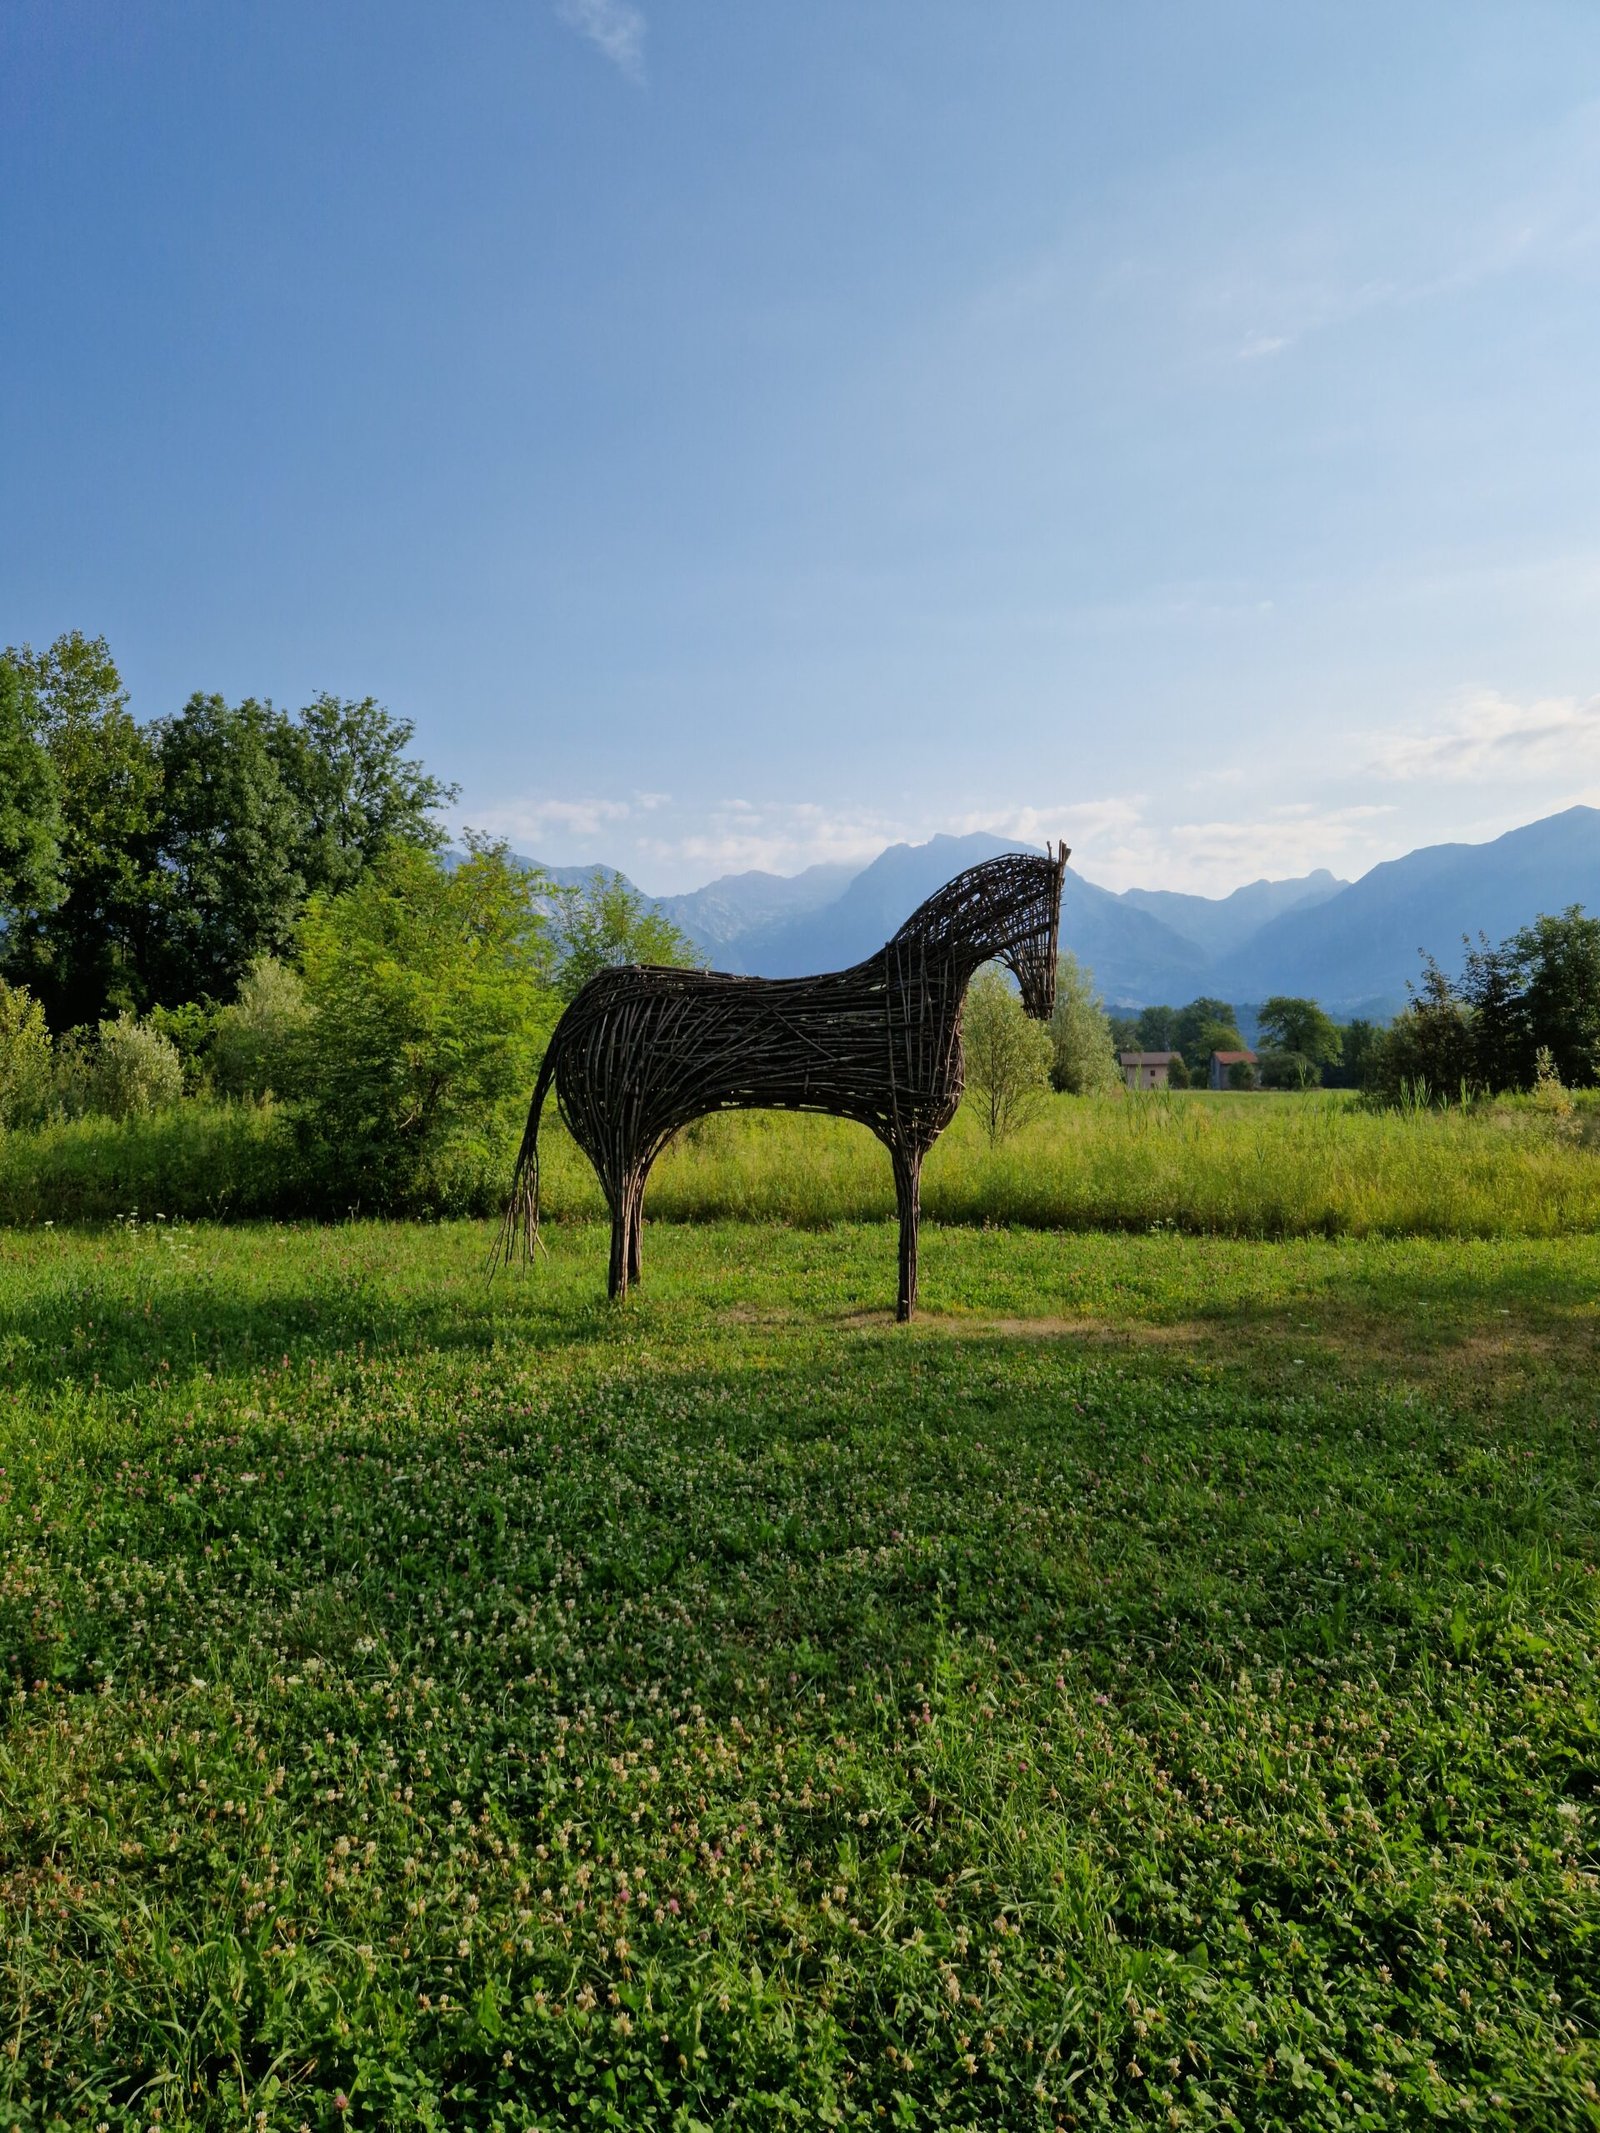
left=505, top=846, right=1067, bottom=1319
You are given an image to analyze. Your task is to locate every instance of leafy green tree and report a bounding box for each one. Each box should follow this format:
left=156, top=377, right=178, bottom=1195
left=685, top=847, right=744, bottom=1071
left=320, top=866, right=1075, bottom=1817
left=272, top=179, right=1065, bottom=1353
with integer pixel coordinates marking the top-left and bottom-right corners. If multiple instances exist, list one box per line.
left=1327, top=1017, right=1383, bottom=1089
left=144, top=1000, right=219, bottom=1095
left=0, top=656, right=62, bottom=933
left=145, top=694, right=310, bottom=1006
left=548, top=870, right=694, bottom=1002
left=1173, top=997, right=1244, bottom=1063
left=2, top=633, right=162, bottom=1028
left=1458, top=935, right=1523, bottom=1093
left=1367, top=958, right=1477, bottom=1106
left=1225, top=1057, right=1259, bottom=1091
left=1503, top=907, right=1600, bottom=1090
left=1048, top=953, right=1120, bottom=1094
left=273, top=692, right=455, bottom=901
left=0, top=977, right=53, bottom=1127
left=1134, top=1004, right=1176, bottom=1050
left=1258, top=1049, right=1318, bottom=1091
left=1165, top=1055, right=1191, bottom=1089
left=1256, top=996, right=1342, bottom=1068
left=296, top=840, right=554, bottom=1207
left=963, top=965, right=1053, bottom=1145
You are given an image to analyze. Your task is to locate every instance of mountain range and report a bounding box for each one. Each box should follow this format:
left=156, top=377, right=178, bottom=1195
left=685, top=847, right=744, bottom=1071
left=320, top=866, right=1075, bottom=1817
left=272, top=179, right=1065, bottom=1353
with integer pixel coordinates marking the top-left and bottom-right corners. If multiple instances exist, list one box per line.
left=516, top=804, right=1599, bottom=1017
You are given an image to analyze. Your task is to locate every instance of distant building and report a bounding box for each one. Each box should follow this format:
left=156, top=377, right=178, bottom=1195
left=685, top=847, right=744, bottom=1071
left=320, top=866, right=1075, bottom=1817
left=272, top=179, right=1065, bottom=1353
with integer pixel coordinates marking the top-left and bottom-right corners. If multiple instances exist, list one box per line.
left=1210, top=1049, right=1259, bottom=1090
left=1119, top=1050, right=1181, bottom=1091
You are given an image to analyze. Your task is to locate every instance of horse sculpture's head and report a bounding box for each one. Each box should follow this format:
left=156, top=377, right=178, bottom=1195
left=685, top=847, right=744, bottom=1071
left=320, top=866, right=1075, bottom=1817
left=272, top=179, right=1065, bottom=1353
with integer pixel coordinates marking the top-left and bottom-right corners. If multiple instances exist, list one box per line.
left=894, top=843, right=1070, bottom=1019
left=995, top=843, right=1070, bottom=1021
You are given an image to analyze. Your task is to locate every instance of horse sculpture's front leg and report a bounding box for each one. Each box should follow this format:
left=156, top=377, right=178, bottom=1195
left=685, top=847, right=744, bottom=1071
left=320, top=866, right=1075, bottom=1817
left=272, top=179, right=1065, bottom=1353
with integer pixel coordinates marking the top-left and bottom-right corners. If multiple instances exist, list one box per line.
left=891, top=1146, right=923, bottom=1322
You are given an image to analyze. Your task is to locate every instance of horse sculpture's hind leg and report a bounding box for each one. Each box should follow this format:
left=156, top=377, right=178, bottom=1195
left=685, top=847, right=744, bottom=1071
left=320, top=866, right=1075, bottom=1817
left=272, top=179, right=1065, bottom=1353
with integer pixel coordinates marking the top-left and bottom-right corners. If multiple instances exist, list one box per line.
left=607, top=1161, right=651, bottom=1299
left=891, top=1146, right=923, bottom=1322
left=606, top=1185, right=629, bottom=1300
left=627, top=1157, right=654, bottom=1287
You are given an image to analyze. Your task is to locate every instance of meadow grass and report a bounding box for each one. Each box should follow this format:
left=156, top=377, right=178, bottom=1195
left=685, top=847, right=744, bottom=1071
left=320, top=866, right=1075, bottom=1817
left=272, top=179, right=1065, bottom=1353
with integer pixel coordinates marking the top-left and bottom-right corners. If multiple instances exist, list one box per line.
left=2, top=1088, right=1598, bottom=1238
left=1, top=1217, right=1597, bottom=2127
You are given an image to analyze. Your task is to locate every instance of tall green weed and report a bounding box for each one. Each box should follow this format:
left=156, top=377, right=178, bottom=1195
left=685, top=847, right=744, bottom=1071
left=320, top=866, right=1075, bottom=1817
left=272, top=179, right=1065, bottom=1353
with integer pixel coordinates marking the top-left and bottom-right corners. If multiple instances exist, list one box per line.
left=2, top=1088, right=1597, bottom=1236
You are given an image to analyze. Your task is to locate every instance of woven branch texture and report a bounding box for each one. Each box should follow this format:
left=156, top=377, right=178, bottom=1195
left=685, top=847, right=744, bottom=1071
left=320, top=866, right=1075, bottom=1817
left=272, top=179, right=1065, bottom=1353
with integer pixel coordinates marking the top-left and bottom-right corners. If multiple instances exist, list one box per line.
left=505, top=847, right=1068, bottom=1319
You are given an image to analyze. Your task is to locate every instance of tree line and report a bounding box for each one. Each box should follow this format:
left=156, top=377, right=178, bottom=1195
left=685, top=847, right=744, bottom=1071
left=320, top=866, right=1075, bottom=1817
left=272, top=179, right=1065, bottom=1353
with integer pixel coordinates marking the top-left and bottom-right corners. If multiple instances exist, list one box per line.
left=0, top=630, right=457, bottom=1027
left=0, top=631, right=692, bottom=1208
left=1107, top=995, right=1373, bottom=1090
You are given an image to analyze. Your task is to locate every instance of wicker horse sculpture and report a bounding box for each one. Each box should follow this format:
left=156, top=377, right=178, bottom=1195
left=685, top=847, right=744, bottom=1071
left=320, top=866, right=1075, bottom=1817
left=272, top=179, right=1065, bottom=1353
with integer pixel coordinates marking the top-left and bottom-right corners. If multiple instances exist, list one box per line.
left=505, top=846, right=1068, bottom=1319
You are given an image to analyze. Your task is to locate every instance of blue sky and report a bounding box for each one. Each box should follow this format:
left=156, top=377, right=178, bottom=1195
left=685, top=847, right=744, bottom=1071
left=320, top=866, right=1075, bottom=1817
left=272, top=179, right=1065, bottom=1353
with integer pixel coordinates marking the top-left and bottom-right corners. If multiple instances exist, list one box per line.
left=4, top=2, right=1598, bottom=894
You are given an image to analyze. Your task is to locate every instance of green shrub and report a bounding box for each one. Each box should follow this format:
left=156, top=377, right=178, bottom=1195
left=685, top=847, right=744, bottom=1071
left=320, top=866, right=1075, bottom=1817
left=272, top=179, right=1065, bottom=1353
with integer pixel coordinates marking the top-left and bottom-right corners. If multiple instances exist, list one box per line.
left=145, top=998, right=219, bottom=1095
left=85, top=1012, right=185, bottom=1118
left=295, top=840, right=553, bottom=1210
left=1258, top=1047, right=1317, bottom=1090
left=0, top=1101, right=301, bottom=1222
left=0, top=976, right=52, bottom=1128
left=209, top=955, right=308, bottom=1100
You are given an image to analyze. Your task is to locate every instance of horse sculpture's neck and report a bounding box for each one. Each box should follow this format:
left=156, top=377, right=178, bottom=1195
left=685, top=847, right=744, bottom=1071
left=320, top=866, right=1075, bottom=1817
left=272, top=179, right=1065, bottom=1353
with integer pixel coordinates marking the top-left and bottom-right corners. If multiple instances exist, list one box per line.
left=883, top=850, right=1065, bottom=1003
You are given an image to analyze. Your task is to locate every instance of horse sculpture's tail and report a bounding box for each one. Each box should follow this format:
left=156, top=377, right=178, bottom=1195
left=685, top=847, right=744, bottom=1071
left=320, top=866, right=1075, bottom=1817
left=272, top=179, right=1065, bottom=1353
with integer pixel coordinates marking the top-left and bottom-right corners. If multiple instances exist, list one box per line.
left=495, top=1036, right=562, bottom=1269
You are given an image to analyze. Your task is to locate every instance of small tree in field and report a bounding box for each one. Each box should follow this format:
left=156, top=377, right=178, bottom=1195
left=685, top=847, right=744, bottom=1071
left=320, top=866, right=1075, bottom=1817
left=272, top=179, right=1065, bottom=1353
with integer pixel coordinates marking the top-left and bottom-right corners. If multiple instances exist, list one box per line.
left=1048, top=952, right=1120, bottom=1095
left=1257, top=996, right=1342, bottom=1073
left=1258, top=1048, right=1318, bottom=1091
left=296, top=840, right=554, bottom=1207
left=963, top=966, right=1053, bottom=1145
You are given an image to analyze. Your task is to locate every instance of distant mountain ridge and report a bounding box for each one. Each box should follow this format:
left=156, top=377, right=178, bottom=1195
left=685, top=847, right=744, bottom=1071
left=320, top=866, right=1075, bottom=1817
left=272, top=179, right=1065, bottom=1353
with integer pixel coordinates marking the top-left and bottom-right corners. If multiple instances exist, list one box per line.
left=1210, top=805, right=1600, bottom=1008
left=502, top=803, right=1599, bottom=1014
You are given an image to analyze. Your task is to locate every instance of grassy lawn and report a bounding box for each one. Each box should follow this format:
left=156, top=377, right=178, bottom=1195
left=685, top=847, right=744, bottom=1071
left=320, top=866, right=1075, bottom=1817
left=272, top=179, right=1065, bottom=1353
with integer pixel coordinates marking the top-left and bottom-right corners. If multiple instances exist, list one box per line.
left=1, top=1217, right=1598, bottom=2128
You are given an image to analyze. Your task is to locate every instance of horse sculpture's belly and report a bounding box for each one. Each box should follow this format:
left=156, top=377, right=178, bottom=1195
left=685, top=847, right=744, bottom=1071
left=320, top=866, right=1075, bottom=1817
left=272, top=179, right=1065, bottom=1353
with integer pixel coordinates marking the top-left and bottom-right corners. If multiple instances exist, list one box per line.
left=553, top=965, right=958, bottom=1154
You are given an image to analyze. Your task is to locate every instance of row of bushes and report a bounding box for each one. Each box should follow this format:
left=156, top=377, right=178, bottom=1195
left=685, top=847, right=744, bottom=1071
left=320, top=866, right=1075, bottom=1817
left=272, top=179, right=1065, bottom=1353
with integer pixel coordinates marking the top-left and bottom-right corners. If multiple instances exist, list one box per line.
left=0, top=957, right=302, bottom=1127
left=2, top=1087, right=1596, bottom=1237
left=0, top=840, right=566, bottom=1213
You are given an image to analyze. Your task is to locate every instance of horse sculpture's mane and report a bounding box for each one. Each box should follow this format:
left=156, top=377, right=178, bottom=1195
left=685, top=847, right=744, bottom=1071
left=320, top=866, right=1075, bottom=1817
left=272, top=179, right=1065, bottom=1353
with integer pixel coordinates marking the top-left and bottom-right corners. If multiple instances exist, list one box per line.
left=503, top=845, right=1068, bottom=1318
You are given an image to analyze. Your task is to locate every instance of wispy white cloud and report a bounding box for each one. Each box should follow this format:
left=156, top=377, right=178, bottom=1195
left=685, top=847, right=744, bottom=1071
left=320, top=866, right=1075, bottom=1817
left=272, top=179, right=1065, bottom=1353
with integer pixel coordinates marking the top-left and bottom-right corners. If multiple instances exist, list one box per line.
left=555, top=0, right=646, bottom=82
left=951, top=796, right=1143, bottom=858
left=468, top=790, right=667, bottom=845
left=638, top=800, right=909, bottom=881
left=1074, top=804, right=1398, bottom=897
left=1368, top=689, right=1600, bottom=783
left=1218, top=103, right=1600, bottom=364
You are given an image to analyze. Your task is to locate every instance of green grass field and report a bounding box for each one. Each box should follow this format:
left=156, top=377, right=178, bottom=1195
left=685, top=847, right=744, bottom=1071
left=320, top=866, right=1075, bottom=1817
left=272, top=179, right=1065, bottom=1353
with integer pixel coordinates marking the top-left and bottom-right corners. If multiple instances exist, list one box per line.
left=2, top=1215, right=1597, bottom=2128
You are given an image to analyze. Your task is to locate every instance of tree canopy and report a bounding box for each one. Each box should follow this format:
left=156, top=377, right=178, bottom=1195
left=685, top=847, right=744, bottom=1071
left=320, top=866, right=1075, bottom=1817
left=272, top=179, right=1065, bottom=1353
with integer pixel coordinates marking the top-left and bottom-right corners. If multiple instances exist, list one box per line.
left=0, top=634, right=457, bottom=1026
left=0, top=654, right=62, bottom=935
left=547, top=870, right=695, bottom=1002
left=1048, top=953, right=1120, bottom=1095
left=1257, top=995, right=1343, bottom=1065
